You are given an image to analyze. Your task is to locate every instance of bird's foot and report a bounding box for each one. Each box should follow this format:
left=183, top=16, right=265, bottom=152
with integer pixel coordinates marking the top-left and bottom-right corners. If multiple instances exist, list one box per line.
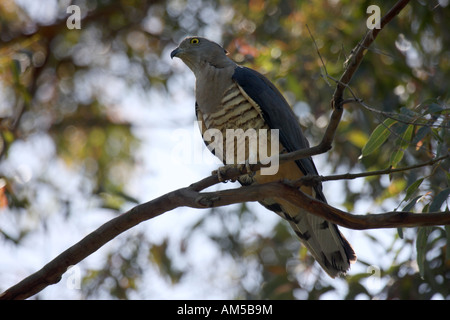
left=212, top=164, right=235, bottom=182
left=242, top=159, right=255, bottom=178
left=212, top=160, right=255, bottom=182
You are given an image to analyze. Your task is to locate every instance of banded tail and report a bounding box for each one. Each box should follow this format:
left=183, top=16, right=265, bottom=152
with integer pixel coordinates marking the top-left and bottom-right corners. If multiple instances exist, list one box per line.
left=263, top=199, right=356, bottom=278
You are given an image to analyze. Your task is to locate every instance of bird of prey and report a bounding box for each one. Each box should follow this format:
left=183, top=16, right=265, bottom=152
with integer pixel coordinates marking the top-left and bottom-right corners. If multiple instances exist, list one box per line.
left=171, top=36, right=356, bottom=278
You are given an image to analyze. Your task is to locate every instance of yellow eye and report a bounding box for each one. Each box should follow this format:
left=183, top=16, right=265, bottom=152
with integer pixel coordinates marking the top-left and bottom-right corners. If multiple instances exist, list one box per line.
left=190, top=38, right=199, bottom=44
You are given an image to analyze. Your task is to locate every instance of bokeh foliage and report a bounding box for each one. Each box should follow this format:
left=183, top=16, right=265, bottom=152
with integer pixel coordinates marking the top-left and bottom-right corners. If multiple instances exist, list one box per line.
left=0, top=0, right=449, bottom=299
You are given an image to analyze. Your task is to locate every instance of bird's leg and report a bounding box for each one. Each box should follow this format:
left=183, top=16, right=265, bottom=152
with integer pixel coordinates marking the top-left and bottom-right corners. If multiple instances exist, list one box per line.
left=242, top=159, right=255, bottom=177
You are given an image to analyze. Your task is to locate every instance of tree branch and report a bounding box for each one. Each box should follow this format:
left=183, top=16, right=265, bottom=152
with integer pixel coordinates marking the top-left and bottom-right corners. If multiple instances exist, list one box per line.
left=192, top=182, right=450, bottom=230
left=1, top=169, right=448, bottom=300
left=295, top=154, right=449, bottom=187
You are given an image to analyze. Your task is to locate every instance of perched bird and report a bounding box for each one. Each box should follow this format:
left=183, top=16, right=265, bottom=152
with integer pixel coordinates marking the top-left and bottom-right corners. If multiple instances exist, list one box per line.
left=171, top=36, right=356, bottom=277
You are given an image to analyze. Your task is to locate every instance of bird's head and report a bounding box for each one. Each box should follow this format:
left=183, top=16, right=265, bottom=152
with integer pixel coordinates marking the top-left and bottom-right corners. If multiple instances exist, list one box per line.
left=170, top=36, right=232, bottom=72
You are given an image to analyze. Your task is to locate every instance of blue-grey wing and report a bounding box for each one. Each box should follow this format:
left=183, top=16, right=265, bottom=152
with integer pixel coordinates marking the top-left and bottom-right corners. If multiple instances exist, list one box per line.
left=232, top=66, right=326, bottom=202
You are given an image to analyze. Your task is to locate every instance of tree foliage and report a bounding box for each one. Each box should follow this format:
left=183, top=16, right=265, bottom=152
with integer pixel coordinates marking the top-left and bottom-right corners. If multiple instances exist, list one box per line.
left=0, top=0, right=449, bottom=299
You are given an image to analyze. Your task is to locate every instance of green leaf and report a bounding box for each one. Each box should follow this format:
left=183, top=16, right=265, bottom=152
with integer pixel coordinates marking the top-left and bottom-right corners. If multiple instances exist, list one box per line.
left=425, top=103, right=444, bottom=115
left=397, top=227, right=404, bottom=239
left=445, top=225, right=450, bottom=261
left=389, top=149, right=404, bottom=167
left=430, top=128, right=444, bottom=143
left=11, top=59, right=21, bottom=81
left=399, top=124, right=414, bottom=149
left=402, top=195, right=422, bottom=212
left=412, top=126, right=431, bottom=145
left=389, top=125, right=414, bottom=167
left=400, top=106, right=419, bottom=118
left=404, top=178, right=424, bottom=203
left=398, top=196, right=422, bottom=240
left=429, top=188, right=450, bottom=212
left=416, top=227, right=430, bottom=279
left=361, top=118, right=397, bottom=157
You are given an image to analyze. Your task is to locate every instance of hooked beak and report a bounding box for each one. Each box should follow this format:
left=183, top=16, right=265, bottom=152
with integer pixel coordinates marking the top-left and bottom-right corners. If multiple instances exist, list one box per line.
left=170, top=47, right=182, bottom=59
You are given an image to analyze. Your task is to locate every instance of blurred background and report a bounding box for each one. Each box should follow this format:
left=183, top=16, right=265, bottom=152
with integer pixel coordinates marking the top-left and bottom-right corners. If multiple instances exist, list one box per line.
left=0, top=0, right=449, bottom=299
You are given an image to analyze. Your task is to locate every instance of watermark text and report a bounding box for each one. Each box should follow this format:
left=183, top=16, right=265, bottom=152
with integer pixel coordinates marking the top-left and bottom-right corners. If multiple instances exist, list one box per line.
left=67, top=5, right=81, bottom=30
left=366, top=5, right=381, bottom=30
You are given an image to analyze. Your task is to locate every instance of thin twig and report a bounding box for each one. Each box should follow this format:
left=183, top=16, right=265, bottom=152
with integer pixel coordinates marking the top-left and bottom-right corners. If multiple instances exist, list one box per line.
left=357, top=99, right=450, bottom=128
left=306, top=24, right=332, bottom=86
left=295, top=154, right=449, bottom=187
